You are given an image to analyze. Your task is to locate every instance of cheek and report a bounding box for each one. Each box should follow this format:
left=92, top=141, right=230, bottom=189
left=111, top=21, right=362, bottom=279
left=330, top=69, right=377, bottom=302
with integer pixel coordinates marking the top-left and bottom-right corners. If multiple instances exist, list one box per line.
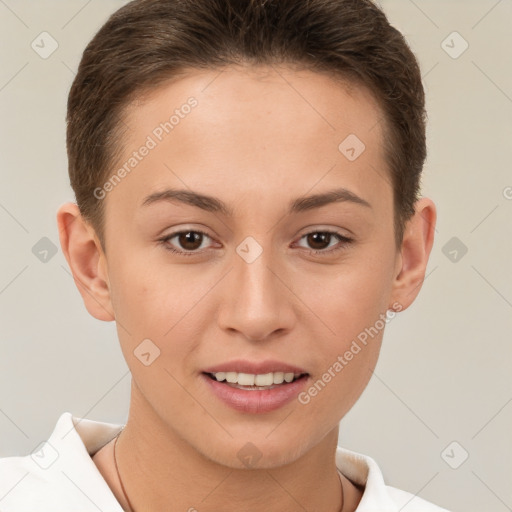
left=108, top=253, right=186, bottom=331
left=107, top=253, right=215, bottom=369
left=294, top=249, right=394, bottom=398
left=296, top=337, right=381, bottom=437
left=301, top=254, right=395, bottom=340
left=293, top=263, right=392, bottom=424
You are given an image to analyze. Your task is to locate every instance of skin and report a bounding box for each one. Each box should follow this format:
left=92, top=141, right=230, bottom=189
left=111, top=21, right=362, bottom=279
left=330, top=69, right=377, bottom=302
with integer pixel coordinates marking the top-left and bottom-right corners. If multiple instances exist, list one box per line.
left=57, top=65, right=436, bottom=512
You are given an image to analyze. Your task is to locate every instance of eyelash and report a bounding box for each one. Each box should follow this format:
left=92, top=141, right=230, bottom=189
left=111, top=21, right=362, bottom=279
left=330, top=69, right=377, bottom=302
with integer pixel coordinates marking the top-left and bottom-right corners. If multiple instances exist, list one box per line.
left=157, top=229, right=353, bottom=257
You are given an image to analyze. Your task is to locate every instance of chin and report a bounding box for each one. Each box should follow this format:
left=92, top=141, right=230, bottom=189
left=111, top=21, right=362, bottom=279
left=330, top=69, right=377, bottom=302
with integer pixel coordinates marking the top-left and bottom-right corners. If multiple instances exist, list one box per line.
left=198, top=433, right=312, bottom=470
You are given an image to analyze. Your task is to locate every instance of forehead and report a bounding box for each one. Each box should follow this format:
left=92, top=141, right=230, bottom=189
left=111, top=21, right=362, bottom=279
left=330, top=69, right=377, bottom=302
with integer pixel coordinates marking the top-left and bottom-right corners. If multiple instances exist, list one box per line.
left=123, top=65, right=384, bottom=143
left=106, top=65, right=390, bottom=222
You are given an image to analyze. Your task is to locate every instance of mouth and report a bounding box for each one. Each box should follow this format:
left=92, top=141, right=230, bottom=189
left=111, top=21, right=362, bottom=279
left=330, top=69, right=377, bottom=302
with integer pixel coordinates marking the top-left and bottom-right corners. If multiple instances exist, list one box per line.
left=201, top=365, right=312, bottom=413
left=202, top=371, right=309, bottom=390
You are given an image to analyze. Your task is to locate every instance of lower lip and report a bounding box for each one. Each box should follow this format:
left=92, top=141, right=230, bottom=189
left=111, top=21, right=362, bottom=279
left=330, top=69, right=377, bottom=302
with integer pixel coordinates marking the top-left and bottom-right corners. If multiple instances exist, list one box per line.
left=201, top=373, right=310, bottom=414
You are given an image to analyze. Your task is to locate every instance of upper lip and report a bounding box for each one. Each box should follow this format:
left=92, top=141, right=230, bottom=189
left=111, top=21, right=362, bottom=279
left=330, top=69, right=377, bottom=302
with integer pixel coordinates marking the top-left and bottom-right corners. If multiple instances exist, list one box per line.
left=202, top=359, right=308, bottom=375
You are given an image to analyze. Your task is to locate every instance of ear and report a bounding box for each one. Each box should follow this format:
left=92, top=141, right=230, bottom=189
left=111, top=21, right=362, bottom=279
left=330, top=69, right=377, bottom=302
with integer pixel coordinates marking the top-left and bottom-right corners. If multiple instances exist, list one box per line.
left=390, top=197, right=437, bottom=311
left=56, top=202, right=114, bottom=321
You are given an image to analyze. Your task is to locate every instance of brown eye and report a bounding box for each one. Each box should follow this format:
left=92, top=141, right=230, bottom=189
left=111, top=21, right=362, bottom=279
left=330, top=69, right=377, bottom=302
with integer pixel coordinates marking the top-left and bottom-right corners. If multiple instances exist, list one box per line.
left=159, top=230, right=213, bottom=256
left=176, top=231, right=203, bottom=251
left=306, top=232, right=333, bottom=250
left=296, top=231, right=353, bottom=256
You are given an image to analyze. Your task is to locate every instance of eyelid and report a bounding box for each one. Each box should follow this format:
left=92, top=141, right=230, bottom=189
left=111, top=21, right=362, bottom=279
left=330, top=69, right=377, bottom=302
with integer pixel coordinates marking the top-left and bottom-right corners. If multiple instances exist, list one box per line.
left=296, top=224, right=353, bottom=239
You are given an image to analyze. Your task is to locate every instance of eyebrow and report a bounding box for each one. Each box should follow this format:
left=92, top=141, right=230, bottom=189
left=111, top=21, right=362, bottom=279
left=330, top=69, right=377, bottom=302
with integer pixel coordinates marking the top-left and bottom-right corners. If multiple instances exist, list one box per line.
left=141, top=187, right=372, bottom=216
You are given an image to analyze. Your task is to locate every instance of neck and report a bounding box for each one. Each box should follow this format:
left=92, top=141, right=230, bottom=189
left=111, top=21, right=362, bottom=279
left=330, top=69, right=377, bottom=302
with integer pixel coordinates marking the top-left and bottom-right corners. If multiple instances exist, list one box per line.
left=112, top=383, right=352, bottom=512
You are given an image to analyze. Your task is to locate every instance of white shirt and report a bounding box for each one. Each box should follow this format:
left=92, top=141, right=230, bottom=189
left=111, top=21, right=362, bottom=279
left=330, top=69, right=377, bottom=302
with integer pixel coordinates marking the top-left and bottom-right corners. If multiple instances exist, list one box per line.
left=0, top=412, right=450, bottom=511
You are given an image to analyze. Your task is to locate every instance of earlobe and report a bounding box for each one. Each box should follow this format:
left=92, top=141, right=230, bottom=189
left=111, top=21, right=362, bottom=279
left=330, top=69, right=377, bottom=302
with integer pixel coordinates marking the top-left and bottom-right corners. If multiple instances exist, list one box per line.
left=56, top=203, right=115, bottom=322
left=390, top=197, right=437, bottom=311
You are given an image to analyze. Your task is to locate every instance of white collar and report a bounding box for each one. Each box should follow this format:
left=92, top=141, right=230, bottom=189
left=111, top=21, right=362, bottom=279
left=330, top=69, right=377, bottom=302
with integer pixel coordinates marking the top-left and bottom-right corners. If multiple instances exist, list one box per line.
left=0, top=412, right=443, bottom=511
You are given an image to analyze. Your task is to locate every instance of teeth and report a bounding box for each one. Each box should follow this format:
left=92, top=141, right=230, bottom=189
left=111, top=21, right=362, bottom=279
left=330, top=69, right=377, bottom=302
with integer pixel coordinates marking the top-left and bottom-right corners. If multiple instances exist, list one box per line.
left=211, top=371, right=303, bottom=386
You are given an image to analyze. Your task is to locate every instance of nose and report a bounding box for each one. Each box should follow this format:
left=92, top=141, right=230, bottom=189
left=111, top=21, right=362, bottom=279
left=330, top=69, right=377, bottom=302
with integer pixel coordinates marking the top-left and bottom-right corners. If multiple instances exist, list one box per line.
left=216, top=242, right=296, bottom=342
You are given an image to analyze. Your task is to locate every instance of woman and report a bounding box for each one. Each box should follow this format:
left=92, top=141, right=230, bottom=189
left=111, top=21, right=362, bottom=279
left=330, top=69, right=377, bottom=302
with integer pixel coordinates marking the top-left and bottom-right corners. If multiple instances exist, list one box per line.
left=0, top=0, right=448, bottom=510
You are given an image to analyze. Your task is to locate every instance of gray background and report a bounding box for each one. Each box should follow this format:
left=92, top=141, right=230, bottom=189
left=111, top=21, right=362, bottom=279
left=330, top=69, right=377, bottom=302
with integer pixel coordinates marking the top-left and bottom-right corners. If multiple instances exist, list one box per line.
left=1, top=1, right=511, bottom=511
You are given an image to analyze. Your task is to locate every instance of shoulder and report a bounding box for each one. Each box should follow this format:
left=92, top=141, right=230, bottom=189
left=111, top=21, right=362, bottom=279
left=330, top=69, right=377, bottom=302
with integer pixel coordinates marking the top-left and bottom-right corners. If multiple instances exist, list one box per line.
left=0, top=449, right=80, bottom=511
left=335, top=445, right=451, bottom=511
left=0, top=412, right=124, bottom=512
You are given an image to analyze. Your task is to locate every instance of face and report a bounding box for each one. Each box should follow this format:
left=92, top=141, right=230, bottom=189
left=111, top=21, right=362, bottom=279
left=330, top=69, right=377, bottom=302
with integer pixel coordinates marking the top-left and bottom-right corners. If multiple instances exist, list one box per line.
left=98, top=65, right=402, bottom=468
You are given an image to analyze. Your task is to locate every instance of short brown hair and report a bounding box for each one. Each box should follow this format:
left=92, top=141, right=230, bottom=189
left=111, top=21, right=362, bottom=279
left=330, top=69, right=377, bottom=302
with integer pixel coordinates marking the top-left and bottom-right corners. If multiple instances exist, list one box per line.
left=66, top=0, right=426, bottom=247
